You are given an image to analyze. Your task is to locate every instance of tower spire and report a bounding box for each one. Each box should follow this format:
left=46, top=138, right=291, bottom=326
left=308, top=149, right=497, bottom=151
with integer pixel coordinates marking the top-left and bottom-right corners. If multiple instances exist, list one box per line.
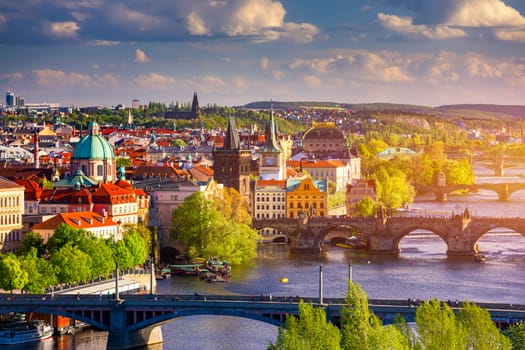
left=223, top=116, right=240, bottom=150
left=263, top=104, right=281, bottom=152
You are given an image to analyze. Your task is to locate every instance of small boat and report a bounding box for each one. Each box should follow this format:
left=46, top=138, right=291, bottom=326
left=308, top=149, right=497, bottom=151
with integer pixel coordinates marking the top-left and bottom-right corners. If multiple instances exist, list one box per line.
left=0, top=319, right=53, bottom=345
left=397, top=204, right=420, bottom=212
left=279, top=277, right=288, bottom=283
left=474, top=254, right=486, bottom=262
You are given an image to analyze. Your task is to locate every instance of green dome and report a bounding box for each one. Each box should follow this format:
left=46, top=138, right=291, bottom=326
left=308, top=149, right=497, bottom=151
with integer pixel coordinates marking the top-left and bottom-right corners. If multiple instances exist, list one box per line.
left=72, top=121, right=114, bottom=160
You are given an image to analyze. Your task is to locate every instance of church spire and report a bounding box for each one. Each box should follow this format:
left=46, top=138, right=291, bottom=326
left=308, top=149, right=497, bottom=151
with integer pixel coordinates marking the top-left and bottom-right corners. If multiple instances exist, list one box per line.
left=223, top=116, right=240, bottom=150
left=127, top=107, right=133, bottom=125
left=263, top=104, right=281, bottom=152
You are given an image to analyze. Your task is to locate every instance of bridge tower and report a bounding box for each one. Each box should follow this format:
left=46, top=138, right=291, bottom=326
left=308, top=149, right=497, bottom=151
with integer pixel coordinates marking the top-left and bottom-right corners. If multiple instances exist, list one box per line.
left=436, top=171, right=447, bottom=201
left=213, top=117, right=251, bottom=208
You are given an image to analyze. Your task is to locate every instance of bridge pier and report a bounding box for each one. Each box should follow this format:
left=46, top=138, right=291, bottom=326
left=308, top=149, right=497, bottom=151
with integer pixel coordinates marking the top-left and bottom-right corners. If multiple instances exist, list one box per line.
left=106, top=303, right=163, bottom=349
left=436, top=189, right=447, bottom=202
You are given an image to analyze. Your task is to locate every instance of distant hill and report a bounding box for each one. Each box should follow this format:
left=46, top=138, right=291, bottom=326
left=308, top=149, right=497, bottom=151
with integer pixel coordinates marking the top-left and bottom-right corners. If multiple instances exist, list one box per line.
left=242, top=101, right=525, bottom=120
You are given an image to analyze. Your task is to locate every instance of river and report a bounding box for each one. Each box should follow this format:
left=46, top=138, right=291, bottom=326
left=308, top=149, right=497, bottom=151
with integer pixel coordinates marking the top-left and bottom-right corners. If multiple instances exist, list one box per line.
left=23, top=165, right=525, bottom=349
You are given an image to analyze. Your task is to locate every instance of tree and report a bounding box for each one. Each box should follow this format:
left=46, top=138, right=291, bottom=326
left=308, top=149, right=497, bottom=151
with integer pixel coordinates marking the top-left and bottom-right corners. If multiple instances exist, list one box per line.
left=80, top=238, right=115, bottom=278
left=0, top=253, right=28, bottom=293
left=17, top=231, right=46, bottom=257
left=267, top=301, right=341, bottom=350
left=19, top=248, right=57, bottom=294
left=504, top=322, right=525, bottom=350
left=353, top=197, right=376, bottom=217
left=113, top=240, right=135, bottom=270
left=123, top=229, right=148, bottom=267
left=172, top=190, right=258, bottom=264
left=116, top=157, right=132, bottom=167
left=47, top=223, right=90, bottom=253
left=51, top=243, right=92, bottom=284
left=340, top=281, right=381, bottom=349
left=457, top=301, right=511, bottom=350
left=415, top=299, right=467, bottom=350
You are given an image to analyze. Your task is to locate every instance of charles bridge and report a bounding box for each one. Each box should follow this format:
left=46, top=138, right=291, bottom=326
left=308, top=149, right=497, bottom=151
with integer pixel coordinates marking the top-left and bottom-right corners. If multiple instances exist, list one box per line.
left=252, top=211, right=525, bottom=254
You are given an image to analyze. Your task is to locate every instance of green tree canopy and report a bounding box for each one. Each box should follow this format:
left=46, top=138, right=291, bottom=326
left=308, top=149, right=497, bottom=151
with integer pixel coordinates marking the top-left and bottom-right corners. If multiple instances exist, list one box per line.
left=457, top=301, right=511, bottom=350
left=19, top=248, right=57, bottom=294
left=0, top=253, right=28, bottom=293
left=172, top=190, right=258, bottom=264
left=50, top=243, right=92, bottom=284
left=504, top=322, right=525, bottom=350
left=17, top=231, right=46, bottom=257
left=415, top=299, right=467, bottom=350
left=268, top=301, right=342, bottom=350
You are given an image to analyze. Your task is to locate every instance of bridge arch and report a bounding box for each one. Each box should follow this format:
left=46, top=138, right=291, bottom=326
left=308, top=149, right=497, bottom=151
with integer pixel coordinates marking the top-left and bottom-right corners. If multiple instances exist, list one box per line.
left=391, top=224, right=449, bottom=254
left=129, top=308, right=286, bottom=332
left=472, top=226, right=525, bottom=248
left=0, top=303, right=110, bottom=331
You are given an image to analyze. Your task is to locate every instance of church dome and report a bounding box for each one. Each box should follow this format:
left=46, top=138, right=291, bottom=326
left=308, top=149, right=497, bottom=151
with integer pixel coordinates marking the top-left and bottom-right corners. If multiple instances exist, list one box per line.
left=72, top=121, right=114, bottom=160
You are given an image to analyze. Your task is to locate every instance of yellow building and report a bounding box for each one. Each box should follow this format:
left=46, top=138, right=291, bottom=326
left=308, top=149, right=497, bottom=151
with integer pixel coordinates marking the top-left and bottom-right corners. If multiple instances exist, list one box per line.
left=286, top=178, right=328, bottom=218
left=0, top=176, right=25, bottom=252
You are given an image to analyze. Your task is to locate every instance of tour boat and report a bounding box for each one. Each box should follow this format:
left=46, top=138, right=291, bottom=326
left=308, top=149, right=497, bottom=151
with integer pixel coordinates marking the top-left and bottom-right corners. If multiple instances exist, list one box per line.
left=0, top=319, right=53, bottom=345
left=279, top=277, right=289, bottom=283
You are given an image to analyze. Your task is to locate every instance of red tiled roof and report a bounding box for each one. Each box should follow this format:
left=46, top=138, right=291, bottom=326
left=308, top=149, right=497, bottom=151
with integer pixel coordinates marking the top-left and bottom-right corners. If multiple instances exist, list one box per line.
left=33, top=211, right=118, bottom=230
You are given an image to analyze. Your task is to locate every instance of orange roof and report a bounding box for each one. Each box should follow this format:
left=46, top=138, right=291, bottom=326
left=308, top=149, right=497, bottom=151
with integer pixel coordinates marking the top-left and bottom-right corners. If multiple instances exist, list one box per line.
left=33, top=211, right=118, bottom=230
left=91, top=183, right=136, bottom=204
left=287, top=159, right=346, bottom=168
left=256, top=179, right=287, bottom=189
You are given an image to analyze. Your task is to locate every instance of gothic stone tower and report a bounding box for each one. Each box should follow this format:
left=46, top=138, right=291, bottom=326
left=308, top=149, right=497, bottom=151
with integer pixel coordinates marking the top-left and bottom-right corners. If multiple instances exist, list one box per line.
left=213, top=117, right=251, bottom=206
left=191, top=91, right=200, bottom=119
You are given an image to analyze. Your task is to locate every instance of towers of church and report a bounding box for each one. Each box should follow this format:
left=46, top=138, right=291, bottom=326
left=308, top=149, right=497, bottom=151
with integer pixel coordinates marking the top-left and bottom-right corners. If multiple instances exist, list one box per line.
left=259, top=108, right=285, bottom=180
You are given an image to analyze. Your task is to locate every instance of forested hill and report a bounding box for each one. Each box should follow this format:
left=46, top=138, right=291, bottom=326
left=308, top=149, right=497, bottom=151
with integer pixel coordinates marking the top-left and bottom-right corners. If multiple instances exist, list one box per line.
left=242, top=101, right=525, bottom=120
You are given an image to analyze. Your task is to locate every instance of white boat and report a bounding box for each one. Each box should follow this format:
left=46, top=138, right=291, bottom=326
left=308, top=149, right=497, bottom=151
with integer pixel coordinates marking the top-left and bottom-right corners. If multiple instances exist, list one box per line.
left=0, top=319, right=53, bottom=345
left=397, top=204, right=420, bottom=212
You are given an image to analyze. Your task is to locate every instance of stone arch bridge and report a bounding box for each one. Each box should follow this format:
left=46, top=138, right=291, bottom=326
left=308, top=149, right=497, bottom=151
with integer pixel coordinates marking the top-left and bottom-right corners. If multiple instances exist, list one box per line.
left=415, top=183, right=525, bottom=201
left=252, top=213, right=525, bottom=255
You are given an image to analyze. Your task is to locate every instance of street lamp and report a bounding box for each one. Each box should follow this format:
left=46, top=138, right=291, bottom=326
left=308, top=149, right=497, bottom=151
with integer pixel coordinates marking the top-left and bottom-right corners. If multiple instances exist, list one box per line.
left=348, top=259, right=353, bottom=283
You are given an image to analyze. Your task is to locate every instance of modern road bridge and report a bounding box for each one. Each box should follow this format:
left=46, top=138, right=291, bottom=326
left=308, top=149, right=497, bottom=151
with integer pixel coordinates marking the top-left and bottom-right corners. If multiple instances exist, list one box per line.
left=1, top=293, right=523, bottom=349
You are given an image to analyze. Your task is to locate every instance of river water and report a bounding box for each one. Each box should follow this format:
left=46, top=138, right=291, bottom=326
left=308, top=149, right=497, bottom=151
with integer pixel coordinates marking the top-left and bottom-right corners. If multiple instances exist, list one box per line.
left=25, top=165, right=525, bottom=349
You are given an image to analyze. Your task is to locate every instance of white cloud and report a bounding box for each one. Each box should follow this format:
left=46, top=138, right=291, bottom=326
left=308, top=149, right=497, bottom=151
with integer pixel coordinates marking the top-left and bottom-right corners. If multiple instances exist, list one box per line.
left=232, top=76, right=249, bottom=90
left=466, top=54, right=504, bottom=78
left=378, top=13, right=467, bottom=40
left=44, top=21, right=79, bottom=39
left=87, top=40, right=120, bottom=46
left=280, top=22, right=319, bottom=43
left=493, top=29, right=525, bottom=42
left=272, top=70, right=284, bottom=80
left=260, top=56, right=270, bottom=70
left=134, top=72, right=176, bottom=89
left=186, top=12, right=210, bottom=35
left=0, top=13, right=6, bottom=24
left=134, top=49, right=150, bottom=63
left=32, top=69, right=117, bottom=88
left=180, top=0, right=318, bottom=43
left=303, top=75, right=322, bottom=88
left=447, top=0, right=525, bottom=27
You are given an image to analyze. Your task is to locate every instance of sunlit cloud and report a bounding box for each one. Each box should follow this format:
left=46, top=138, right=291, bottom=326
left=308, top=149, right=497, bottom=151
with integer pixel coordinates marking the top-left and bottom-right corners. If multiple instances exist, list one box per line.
left=44, top=21, right=79, bottom=39
left=134, top=49, right=150, bottom=63
left=378, top=13, right=467, bottom=40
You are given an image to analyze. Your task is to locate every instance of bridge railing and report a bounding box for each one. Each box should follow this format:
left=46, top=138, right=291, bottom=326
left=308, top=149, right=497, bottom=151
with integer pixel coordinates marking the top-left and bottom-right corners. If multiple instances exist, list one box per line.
left=44, top=268, right=150, bottom=294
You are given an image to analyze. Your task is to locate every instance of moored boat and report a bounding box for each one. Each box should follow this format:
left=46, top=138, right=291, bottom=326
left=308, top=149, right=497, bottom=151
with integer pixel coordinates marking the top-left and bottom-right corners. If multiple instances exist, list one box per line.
left=0, top=319, right=53, bottom=345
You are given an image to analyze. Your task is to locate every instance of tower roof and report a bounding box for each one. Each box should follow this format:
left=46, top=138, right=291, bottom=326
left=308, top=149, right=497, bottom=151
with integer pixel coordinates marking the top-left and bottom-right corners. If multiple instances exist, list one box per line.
left=262, top=108, right=281, bottom=152
left=223, top=117, right=240, bottom=150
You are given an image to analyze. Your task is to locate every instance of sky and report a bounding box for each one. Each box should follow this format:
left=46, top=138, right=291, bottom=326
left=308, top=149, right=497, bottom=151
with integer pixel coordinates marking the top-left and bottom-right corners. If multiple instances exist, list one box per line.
left=2, top=0, right=525, bottom=108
